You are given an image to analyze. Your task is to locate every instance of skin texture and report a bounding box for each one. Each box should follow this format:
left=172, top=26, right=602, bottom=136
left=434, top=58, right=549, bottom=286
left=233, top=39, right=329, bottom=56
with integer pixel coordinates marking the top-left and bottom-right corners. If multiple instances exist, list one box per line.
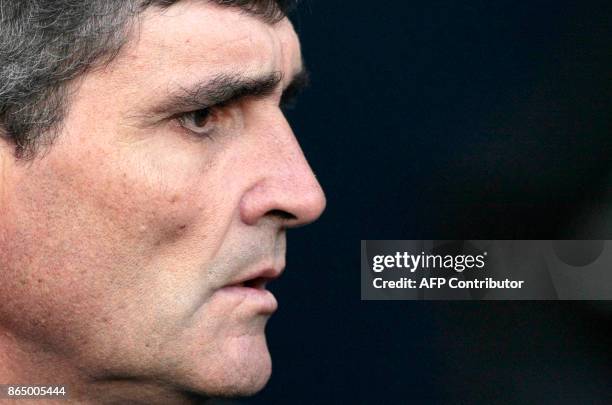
left=0, top=1, right=325, bottom=403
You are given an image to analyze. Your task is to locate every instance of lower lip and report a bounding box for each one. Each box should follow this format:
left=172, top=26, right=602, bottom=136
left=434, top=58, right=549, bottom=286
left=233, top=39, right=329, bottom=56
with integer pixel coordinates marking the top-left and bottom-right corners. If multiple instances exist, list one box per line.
left=215, top=286, right=278, bottom=314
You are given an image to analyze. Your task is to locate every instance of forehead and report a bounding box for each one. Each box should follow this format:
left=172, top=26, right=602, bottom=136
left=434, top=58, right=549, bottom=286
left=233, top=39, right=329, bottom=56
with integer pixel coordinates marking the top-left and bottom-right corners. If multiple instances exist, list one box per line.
left=119, top=1, right=302, bottom=81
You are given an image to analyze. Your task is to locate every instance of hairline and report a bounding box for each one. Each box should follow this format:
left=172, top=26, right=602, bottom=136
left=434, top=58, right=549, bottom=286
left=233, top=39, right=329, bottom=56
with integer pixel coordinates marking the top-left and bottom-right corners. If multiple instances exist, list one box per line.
left=142, top=0, right=293, bottom=24
left=5, top=0, right=296, bottom=159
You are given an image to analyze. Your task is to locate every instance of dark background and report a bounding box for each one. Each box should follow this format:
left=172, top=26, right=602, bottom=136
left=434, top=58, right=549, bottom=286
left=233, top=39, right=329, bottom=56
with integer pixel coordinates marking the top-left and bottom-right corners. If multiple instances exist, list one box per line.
left=249, top=1, right=611, bottom=403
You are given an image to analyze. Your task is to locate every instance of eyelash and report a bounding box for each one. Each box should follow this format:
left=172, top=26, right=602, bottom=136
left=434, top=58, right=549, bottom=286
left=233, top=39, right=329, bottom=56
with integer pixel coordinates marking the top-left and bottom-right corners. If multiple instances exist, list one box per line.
left=176, top=106, right=217, bottom=138
left=174, top=94, right=300, bottom=139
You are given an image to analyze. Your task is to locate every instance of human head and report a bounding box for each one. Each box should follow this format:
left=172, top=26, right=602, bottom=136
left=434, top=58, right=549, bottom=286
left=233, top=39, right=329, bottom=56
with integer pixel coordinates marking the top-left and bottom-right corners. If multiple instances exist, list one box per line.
left=0, top=0, right=325, bottom=402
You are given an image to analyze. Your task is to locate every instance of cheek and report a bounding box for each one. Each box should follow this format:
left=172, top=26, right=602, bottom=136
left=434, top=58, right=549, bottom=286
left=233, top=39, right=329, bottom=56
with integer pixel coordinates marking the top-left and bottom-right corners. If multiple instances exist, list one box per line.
left=14, top=143, right=216, bottom=289
left=0, top=145, right=217, bottom=357
left=69, top=147, right=207, bottom=248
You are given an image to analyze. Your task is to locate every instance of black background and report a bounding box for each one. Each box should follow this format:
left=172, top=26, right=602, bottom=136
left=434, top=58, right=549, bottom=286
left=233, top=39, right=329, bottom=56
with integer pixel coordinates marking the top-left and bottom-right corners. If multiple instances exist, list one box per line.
left=249, top=1, right=611, bottom=403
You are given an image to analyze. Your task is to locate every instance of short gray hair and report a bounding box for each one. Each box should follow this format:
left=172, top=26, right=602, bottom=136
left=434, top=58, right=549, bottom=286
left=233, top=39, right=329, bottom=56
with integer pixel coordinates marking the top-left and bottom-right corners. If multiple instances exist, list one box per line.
left=0, top=0, right=297, bottom=159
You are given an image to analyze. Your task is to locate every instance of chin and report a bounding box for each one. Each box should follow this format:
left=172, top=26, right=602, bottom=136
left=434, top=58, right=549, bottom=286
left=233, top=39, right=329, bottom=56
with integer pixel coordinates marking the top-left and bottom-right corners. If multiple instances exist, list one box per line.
left=186, top=332, right=273, bottom=398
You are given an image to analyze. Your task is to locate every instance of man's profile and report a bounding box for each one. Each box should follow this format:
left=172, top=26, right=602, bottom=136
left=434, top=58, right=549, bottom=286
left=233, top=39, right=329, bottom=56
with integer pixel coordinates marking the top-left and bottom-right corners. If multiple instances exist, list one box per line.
left=0, top=0, right=325, bottom=403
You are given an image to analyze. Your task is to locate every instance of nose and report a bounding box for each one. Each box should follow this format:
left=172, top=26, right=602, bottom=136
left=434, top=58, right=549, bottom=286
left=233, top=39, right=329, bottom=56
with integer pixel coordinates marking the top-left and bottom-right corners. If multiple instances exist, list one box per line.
left=239, top=115, right=326, bottom=228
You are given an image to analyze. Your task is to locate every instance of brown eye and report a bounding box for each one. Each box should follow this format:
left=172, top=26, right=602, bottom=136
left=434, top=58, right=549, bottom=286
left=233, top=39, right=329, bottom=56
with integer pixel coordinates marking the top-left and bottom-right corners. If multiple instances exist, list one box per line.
left=178, top=108, right=215, bottom=136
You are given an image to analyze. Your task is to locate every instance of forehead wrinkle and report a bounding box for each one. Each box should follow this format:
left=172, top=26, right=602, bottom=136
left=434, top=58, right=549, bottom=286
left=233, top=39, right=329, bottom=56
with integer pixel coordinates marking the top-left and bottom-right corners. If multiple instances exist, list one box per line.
left=125, top=31, right=279, bottom=102
left=104, top=2, right=302, bottom=125
left=136, top=2, right=281, bottom=65
left=117, top=1, right=301, bottom=81
left=205, top=33, right=278, bottom=72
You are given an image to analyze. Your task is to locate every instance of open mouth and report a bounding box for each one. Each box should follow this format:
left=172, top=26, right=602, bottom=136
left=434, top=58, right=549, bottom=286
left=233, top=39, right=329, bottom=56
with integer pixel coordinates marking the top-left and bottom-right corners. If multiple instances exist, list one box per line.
left=235, top=277, right=270, bottom=290
left=218, top=273, right=280, bottom=313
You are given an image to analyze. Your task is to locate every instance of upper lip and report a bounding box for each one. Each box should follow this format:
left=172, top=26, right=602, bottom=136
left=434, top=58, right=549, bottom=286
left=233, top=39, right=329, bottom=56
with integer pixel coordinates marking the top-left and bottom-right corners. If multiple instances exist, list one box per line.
left=225, top=265, right=284, bottom=290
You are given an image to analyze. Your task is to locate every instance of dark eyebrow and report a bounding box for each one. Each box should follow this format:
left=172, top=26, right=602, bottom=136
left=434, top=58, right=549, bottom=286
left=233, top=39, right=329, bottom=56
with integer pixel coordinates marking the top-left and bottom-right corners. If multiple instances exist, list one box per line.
left=148, top=68, right=310, bottom=116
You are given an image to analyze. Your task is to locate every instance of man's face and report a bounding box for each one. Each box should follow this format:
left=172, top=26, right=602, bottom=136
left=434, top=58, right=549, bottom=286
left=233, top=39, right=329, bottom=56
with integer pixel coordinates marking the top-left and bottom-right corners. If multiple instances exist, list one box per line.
left=0, top=1, right=325, bottom=398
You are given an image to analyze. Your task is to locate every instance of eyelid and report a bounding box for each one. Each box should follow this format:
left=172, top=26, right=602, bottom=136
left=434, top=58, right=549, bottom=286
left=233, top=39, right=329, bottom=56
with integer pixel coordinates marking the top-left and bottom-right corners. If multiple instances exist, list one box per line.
left=176, top=107, right=217, bottom=138
left=172, top=84, right=297, bottom=137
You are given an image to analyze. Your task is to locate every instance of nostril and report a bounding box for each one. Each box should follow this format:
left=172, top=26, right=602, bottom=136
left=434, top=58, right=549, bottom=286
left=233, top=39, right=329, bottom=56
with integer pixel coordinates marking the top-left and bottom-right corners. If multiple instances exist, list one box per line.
left=266, top=209, right=297, bottom=221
